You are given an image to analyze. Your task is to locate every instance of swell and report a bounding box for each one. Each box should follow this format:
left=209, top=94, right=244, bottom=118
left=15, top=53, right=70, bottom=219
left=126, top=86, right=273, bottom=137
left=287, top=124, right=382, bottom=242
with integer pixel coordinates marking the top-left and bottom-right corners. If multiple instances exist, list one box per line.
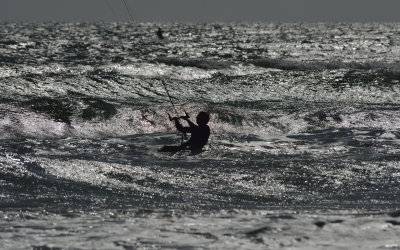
left=0, top=154, right=144, bottom=211
left=2, top=95, right=400, bottom=139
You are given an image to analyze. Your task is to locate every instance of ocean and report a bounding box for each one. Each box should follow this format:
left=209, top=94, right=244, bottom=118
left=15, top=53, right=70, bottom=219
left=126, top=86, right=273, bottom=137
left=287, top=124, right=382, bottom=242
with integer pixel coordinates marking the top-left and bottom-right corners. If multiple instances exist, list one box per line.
left=1, top=22, right=400, bottom=249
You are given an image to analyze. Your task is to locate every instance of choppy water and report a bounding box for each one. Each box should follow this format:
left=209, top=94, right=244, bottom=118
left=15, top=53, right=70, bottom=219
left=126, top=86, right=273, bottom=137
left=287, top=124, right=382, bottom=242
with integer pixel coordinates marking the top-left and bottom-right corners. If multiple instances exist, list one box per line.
left=1, top=22, right=400, bottom=249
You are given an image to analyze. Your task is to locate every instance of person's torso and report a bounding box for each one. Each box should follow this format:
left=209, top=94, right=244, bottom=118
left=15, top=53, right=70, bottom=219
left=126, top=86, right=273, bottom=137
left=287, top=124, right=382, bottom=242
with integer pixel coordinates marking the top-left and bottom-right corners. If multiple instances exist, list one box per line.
left=187, top=125, right=210, bottom=148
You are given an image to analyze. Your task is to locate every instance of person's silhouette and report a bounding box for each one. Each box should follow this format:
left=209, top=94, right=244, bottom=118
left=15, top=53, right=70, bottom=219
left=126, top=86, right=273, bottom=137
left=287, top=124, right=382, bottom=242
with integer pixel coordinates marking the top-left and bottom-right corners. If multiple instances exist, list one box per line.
left=160, top=111, right=210, bottom=153
left=156, top=27, right=164, bottom=39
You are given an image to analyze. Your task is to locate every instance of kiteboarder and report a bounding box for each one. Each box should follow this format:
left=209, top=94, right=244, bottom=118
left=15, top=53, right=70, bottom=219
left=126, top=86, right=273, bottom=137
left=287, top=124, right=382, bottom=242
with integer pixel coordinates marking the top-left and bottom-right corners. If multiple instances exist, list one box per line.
left=160, top=111, right=210, bottom=153
left=156, top=27, right=164, bottom=39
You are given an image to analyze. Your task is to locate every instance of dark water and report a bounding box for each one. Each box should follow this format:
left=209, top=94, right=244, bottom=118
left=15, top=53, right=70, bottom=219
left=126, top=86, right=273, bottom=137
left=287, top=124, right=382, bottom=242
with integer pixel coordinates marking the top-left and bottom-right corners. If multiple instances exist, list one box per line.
left=1, top=22, right=400, bottom=249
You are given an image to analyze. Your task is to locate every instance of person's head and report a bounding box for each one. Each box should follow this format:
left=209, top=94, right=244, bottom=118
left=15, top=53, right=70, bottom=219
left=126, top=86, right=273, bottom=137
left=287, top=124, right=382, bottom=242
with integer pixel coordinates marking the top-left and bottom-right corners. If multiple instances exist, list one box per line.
left=196, top=111, right=210, bottom=125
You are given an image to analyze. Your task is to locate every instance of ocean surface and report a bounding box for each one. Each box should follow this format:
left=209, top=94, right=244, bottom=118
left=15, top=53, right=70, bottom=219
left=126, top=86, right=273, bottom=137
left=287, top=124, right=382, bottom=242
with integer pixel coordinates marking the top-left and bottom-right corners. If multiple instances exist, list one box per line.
left=1, top=22, right=400, bottom=249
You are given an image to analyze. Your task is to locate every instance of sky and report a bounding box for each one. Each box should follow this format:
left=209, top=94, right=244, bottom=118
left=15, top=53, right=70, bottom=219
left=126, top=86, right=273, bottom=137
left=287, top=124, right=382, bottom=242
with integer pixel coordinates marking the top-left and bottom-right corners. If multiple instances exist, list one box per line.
left=0, top=0, right=400, bottom=22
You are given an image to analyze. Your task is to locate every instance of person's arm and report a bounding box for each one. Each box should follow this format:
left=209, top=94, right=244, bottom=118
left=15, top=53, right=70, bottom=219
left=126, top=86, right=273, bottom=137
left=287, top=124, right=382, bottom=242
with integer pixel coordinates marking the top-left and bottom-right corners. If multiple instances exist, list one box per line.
left=182, top=117, right=196, bottom=128
left=174, top=118, right=191, bottom=133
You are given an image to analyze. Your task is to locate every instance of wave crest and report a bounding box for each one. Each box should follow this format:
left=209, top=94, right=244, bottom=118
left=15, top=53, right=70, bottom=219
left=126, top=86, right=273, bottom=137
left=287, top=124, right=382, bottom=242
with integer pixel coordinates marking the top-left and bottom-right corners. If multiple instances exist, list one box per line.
left=154, top=57, right=232, bottom=70
left=252, top=58, right=400, bottom=72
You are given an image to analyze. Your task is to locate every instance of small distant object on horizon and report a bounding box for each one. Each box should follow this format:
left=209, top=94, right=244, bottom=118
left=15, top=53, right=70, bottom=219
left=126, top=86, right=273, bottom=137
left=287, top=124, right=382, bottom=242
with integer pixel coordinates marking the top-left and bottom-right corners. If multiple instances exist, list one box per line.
left=156, top=27, right=164, bottom=39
